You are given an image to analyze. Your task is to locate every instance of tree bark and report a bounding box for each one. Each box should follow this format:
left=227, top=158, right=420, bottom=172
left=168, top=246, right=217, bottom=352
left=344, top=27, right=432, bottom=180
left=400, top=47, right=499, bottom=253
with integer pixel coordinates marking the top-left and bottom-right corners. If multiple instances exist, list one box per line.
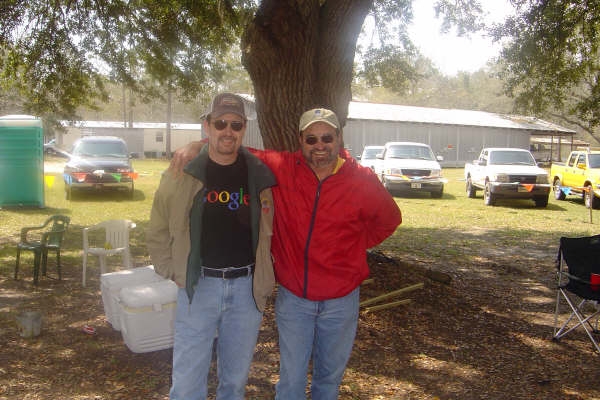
left=166, top=87, right=172, bottom=158
left=242, top=0, right=372, bottom=151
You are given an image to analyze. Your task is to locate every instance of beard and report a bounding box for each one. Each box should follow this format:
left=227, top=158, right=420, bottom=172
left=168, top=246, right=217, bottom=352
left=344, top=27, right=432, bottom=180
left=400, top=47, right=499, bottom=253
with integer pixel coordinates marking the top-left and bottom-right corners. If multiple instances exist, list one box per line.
left=304, top=148, right=336, bottom=169
left=215, top=135, right=238, bottom=155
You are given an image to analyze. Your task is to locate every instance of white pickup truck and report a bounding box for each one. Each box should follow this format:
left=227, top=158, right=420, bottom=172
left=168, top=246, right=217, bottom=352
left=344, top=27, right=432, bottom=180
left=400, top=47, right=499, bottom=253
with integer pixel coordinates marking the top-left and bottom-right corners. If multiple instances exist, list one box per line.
left=464, top=147, right=551, bottom=207
left=375, top=141, right=445, bottom=198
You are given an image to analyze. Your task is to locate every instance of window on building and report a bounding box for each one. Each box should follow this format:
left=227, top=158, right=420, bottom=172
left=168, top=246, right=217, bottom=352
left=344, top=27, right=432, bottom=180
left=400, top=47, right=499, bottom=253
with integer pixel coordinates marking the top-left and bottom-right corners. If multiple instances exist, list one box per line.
left=156, top=132, right=163, bottom=142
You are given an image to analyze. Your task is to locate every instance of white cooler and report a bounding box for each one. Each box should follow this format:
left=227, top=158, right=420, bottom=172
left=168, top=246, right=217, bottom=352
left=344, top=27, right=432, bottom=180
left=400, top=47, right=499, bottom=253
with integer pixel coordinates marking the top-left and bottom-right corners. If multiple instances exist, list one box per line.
left=100, top=265, right=164, bottom=331
left=118, top=279, right=179, bottom=353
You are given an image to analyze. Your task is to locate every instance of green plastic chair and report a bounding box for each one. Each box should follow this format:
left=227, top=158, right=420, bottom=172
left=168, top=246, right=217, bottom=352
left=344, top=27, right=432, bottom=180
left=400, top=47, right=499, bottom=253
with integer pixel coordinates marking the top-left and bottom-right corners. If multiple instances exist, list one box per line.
left=15, top=215, right=71, bottom=285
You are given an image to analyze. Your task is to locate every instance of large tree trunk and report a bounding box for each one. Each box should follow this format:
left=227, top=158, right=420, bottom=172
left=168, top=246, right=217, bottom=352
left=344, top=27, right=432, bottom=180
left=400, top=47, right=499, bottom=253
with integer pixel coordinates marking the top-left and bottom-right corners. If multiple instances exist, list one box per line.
left=242, top=0, right=372, bottom=151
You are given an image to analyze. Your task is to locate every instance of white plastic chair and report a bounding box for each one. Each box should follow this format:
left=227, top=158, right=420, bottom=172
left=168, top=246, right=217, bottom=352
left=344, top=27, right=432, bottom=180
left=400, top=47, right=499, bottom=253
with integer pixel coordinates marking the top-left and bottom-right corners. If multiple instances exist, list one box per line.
left=82, top=219, right=136, bottom=286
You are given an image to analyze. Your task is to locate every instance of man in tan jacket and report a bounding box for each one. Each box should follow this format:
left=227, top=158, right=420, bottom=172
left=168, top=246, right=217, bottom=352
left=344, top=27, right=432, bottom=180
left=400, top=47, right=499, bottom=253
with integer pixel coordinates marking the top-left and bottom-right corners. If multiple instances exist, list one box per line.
left=146, top=93, right=276, bottom=400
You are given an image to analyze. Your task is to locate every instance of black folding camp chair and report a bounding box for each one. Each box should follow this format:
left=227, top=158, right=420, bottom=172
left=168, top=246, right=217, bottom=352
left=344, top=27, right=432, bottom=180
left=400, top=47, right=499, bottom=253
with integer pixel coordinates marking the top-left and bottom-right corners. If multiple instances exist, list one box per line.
left=553, top=235, right=600, bottom=353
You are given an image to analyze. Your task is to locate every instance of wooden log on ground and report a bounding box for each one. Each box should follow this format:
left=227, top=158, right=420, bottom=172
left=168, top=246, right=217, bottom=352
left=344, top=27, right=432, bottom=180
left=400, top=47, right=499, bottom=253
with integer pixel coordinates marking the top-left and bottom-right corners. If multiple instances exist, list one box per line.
left=364, top=299, right=412, bottom=313
left=359, top=282, right=424, bottom=307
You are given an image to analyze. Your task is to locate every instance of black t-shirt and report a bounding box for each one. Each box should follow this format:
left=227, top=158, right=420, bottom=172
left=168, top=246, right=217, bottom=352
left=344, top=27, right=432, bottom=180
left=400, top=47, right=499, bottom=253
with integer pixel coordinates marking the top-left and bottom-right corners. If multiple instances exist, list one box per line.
left=201, top=155, right=254, bottom=268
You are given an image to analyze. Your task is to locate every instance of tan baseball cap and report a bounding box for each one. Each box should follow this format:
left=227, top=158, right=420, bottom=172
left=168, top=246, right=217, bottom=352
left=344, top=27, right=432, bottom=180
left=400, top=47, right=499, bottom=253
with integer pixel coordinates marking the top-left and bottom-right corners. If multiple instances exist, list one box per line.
left=299, top=108, right=340, bottom=131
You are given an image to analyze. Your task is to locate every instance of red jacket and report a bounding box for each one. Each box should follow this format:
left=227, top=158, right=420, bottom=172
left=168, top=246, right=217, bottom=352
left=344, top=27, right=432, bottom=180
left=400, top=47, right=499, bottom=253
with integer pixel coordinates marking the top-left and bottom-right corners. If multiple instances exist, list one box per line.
left=255, top=149, right=402, bottom=301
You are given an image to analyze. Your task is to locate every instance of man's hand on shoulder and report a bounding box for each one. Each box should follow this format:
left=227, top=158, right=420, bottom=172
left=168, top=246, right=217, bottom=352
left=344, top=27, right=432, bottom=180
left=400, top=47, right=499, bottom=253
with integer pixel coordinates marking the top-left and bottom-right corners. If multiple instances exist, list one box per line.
left=168, top=140, right=206, bottom=178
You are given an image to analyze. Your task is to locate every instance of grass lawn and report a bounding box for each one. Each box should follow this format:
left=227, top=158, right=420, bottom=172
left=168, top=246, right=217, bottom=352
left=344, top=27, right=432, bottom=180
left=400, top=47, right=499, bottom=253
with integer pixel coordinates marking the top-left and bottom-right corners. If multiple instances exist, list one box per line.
left=1, top=158, right=598, bottom=283
left=3, top=159, right=599, bottom=258
left=0, top=158, right=168, bottom=276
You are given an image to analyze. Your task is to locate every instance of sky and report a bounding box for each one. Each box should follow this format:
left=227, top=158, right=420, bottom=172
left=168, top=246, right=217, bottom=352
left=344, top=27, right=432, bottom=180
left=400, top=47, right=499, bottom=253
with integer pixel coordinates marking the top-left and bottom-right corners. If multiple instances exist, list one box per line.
left=406, top=1, right=516, bottom=76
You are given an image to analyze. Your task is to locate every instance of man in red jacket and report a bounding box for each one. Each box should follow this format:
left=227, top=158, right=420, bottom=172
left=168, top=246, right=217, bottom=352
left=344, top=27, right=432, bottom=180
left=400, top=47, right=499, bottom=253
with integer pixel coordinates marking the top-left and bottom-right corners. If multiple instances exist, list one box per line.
left=172, top=107, right=401, bottom=400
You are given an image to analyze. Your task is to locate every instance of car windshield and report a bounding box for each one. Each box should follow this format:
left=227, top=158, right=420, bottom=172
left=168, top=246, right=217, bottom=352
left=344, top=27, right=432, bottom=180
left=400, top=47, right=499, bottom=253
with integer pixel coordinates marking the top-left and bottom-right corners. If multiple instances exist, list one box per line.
left=489, top=151, right=535, bottom=165
left=387, top=145, right=434, bottom=160
left=73, top=141, right=128, bottom=158
left=362, top=148, right=383, bottom=159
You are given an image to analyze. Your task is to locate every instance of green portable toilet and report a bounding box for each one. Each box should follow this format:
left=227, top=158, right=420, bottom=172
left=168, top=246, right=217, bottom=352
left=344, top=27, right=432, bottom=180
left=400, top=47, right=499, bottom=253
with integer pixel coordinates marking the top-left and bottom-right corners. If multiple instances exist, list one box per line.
left=0, top=115, right=45, bottom=208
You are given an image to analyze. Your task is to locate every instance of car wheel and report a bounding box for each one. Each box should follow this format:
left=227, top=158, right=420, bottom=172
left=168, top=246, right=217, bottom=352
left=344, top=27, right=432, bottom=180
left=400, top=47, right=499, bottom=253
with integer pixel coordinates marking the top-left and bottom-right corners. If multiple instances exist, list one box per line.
left=534, top=195, right=549, bottom=208
left=553, top=178, right=566, bottom=200
left=381, top=175, right=390, bottom=190
left=430, top=187, right=444, bottom=198
left=584, top=185, right=600, bottom=209
left=127, top=183, right=135, bottom=199
left=483, top=182, right=495, bottom=206
left=466, top=177, right=476, bottom=198
left=380, top=176, right=396, bottom=195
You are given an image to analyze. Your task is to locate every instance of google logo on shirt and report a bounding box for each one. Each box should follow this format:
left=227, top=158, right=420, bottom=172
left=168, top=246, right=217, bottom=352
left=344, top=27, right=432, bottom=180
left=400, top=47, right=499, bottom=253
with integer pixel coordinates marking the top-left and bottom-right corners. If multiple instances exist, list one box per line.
left=204, top=188, right=250, bottom=211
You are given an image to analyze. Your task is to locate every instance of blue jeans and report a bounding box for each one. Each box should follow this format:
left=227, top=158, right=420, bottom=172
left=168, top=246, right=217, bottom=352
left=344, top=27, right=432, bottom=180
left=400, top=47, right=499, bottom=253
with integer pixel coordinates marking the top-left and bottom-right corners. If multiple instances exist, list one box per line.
left=275, top=285, right=360, bottom=400
left=169, top=274, right=263, bottom=400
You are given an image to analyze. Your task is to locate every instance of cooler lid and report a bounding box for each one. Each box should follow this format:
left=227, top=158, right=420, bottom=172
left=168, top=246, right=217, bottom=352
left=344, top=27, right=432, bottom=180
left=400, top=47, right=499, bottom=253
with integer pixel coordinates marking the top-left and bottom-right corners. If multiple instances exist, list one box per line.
left=100, top=265, right=160, bottom=287
left=119, top=279, right=178, bottom=308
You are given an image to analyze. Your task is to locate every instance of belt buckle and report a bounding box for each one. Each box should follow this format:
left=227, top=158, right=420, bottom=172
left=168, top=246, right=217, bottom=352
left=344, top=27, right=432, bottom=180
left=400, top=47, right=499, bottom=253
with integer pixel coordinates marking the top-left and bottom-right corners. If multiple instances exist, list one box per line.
left=221, top=267, right=237, bottom=279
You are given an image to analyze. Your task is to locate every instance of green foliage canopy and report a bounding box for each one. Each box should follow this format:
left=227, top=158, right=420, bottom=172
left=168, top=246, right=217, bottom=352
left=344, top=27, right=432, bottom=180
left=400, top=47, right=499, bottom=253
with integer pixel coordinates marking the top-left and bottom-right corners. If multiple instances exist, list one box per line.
left=0, top=0, right=250, bottom=123
left=495, top=0, right=600, bottom=138
left=1, top=0, right=485, bottom=149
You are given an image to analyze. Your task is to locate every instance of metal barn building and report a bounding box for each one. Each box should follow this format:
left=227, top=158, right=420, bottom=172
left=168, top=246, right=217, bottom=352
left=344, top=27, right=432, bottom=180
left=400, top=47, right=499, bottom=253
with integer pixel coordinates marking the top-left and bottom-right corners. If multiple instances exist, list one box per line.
left=52, top=100, right=575, bottom=164
left=343, top=102, right=576, bottom=167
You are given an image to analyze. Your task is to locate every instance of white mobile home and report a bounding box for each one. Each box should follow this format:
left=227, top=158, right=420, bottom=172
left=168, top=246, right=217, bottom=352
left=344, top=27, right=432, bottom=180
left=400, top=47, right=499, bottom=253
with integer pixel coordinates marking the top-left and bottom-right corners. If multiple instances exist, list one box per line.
left=54, top=95, right=263, bottom=157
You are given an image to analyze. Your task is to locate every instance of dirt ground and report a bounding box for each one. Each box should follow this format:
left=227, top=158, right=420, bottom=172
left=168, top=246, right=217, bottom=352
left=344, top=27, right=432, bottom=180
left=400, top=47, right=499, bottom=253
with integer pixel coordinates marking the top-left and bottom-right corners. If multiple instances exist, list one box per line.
left=1, top=244, right=600, bottom=399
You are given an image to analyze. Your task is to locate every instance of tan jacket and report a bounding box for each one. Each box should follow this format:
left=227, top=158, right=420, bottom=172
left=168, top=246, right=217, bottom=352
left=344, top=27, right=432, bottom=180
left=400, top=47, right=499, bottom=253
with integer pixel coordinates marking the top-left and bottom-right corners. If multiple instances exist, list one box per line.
left=146, top=148, right=276, bottom=312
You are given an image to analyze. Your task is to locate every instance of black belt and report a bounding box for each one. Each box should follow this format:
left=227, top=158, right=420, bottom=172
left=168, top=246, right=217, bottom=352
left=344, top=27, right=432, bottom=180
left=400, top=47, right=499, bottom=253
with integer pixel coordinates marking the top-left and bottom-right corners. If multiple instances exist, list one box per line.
left=200, top=264, right=254, bottom=279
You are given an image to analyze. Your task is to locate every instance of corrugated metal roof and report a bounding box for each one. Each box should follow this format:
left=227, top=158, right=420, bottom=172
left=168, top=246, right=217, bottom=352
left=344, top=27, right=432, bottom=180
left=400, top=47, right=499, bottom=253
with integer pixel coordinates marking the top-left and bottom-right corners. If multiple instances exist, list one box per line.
left=348, top=101, right=575, bottom=134
left=62, top=120, right=203, bottom=130
left=60, top=100, right=574, bottom=135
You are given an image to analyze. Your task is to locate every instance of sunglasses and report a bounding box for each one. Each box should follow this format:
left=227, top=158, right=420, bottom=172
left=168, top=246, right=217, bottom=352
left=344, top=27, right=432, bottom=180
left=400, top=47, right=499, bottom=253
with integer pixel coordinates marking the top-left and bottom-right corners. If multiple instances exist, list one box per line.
left=304, top=134, right=335, bottom=145
left=213, top=119, right=245, bottom=132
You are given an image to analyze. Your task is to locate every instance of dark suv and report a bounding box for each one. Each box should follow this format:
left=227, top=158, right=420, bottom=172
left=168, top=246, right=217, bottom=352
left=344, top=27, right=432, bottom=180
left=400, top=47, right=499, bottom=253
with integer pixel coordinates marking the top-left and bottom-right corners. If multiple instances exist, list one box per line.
left=63, top=136, right=136, bottom=199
